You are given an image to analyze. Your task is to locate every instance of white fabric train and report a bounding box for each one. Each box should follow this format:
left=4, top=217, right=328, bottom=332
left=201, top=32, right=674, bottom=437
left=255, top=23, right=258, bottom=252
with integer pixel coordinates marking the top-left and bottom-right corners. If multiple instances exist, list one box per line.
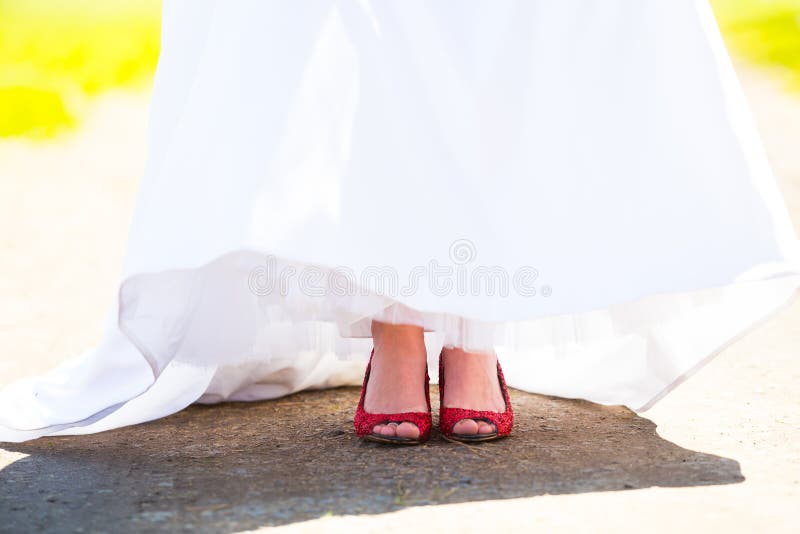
left=3, top=0, right=800, bottom=442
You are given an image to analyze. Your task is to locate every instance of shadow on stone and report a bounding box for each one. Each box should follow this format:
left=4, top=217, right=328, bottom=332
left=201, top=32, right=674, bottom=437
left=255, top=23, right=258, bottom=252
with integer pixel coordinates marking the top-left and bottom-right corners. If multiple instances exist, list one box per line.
left=0, top=387, right=743, bottom=532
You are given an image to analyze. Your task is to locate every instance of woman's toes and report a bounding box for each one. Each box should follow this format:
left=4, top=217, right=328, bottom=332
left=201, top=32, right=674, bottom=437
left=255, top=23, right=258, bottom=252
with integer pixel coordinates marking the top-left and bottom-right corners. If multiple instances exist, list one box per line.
left=453, top=418, right=479, bottom=435
left=374, top=422, right=408, bottom=438
left=373, top=421, right=418, bottom=439
left=477, top=421, right=497, bottom=435
left=396, top=421, right=420, bottom=439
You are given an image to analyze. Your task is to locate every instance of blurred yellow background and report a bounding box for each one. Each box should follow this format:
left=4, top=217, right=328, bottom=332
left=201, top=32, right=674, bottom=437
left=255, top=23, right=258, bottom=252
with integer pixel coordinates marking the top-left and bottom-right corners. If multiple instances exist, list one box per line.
left=0, top=0, right=798, bottom=139
left=0, top=0, right=160, bottom=138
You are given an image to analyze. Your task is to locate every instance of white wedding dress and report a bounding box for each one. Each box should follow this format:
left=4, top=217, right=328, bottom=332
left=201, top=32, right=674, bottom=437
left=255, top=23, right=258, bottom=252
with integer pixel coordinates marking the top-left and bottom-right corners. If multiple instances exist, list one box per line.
left=3, top=0, right=800, bottom=442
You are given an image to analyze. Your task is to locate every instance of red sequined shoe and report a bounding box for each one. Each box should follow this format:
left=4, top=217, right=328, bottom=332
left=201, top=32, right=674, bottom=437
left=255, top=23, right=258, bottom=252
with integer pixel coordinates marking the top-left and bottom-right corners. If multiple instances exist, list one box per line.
left=353, top=349, right=432, bottom=445
left=438, top=350, right=514, bottom=443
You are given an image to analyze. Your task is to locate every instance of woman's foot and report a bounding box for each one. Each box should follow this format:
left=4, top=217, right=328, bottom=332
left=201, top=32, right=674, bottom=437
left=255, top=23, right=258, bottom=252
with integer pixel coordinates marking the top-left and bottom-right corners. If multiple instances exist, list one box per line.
left=440, top=347, right=506, bottom=437
left=364, top=322, right=429, bottom=440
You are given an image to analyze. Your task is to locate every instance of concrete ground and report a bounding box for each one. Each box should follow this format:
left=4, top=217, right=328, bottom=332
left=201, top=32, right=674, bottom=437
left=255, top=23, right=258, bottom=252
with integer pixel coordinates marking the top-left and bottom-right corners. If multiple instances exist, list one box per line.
left=1, top=65, right=799, bottom=533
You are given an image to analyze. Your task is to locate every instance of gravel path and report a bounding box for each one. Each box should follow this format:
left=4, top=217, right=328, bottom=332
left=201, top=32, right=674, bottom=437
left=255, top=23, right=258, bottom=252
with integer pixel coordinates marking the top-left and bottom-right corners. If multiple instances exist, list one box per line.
left=1, top=66, right=799, bottom=533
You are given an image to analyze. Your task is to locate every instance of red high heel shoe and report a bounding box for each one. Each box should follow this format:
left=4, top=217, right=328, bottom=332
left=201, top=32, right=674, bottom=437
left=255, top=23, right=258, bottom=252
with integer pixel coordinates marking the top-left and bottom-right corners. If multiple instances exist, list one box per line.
left=438, top=350, right=514, bottom=443
left=353, top=349, right=432, bottom=445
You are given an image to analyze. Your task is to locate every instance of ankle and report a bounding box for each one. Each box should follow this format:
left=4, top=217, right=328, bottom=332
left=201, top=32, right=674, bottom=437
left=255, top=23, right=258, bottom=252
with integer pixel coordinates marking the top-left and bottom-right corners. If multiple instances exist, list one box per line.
left=440, top=347, right=505, bottom=411
left=442, top=346, right=496, bottom=362
left=371, top=321, right=426, bottom=357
